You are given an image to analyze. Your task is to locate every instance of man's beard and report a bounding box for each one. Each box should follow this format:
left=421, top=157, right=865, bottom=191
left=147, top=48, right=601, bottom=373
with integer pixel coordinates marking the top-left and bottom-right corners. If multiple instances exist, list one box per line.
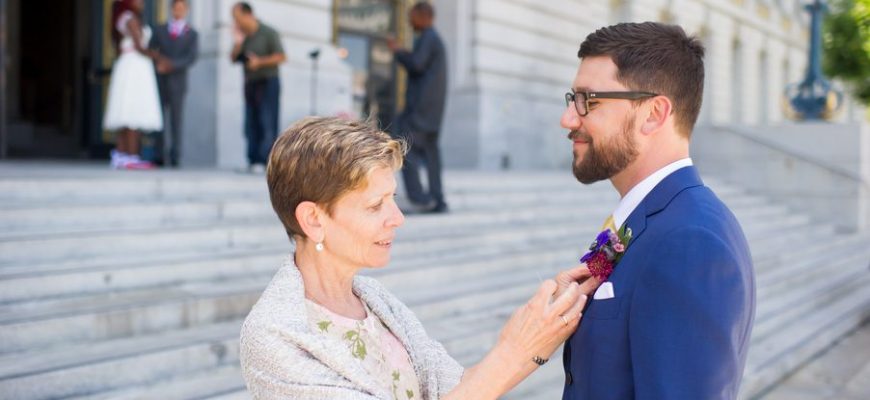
left=571, top=115, right=639, bottom=184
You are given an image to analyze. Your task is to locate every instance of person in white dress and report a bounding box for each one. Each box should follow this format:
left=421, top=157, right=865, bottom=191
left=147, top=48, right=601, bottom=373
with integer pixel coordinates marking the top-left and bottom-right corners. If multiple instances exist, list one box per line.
left=103, top=0, right=163, bottom=169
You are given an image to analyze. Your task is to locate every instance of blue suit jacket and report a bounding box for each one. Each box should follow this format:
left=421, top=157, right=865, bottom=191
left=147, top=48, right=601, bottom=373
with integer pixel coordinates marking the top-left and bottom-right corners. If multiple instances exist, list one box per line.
left=562, top=166, right=756, bottom=400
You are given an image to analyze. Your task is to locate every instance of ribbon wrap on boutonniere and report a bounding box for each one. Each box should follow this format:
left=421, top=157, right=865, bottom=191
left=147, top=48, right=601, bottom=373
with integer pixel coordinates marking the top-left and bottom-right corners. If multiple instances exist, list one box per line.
left=580, top=225, right=633, bottom=281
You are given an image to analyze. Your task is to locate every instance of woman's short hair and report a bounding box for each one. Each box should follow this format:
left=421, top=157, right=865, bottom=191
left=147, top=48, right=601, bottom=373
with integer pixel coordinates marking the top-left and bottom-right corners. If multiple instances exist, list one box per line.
left=267, top=117, right=405, bottom=239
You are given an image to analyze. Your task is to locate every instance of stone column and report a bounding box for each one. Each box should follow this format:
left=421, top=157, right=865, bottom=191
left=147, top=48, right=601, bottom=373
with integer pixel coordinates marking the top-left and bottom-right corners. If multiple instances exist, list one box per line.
left=737, top=25, right=762, bottom=124
left=625, top=0, right=667, bottom=22
left=435, top=0, right=481, bottom=169
left=707, top=10, right=735, bottom=125
left=764, top=38, right=787, bottom=124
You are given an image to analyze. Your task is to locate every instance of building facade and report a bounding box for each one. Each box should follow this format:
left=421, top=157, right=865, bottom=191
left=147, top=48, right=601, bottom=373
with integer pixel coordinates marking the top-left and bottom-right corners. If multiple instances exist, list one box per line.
left=1, top=0, right=864, bottom=168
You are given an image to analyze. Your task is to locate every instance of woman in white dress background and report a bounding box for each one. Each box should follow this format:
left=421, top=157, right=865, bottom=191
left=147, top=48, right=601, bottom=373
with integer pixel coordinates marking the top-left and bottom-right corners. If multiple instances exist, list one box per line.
left=103, top=0, right=163, bottom=169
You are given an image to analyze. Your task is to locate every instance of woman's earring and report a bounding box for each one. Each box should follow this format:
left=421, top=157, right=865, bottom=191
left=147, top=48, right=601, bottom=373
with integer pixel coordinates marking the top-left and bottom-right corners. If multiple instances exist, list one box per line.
left=315, top=242, right=324, bottom=252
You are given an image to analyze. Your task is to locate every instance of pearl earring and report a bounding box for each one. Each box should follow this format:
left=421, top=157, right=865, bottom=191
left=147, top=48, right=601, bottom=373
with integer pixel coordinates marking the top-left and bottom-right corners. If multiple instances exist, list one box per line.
left=315, top=242, right=324, bottom=252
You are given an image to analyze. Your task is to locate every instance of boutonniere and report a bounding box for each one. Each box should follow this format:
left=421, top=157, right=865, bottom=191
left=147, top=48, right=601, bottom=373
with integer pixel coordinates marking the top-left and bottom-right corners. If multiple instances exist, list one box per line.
left=580, top=225, right=632, bottom=281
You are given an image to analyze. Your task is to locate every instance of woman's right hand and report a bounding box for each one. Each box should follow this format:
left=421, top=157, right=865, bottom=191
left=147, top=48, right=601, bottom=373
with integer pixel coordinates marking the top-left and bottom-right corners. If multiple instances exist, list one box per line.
left=441, top=280, right=587, bottom=400
left=498, top=279, right=586, bottom=364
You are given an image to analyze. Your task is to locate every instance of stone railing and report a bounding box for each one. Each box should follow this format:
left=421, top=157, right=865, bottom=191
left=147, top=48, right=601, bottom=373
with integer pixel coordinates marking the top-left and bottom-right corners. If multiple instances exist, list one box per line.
left=692, top=122, right=870, bottom=233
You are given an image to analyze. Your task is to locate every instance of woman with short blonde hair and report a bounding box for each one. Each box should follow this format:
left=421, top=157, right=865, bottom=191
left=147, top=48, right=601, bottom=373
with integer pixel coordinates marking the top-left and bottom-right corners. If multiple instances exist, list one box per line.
left=240, top=116, right=595, bottom=399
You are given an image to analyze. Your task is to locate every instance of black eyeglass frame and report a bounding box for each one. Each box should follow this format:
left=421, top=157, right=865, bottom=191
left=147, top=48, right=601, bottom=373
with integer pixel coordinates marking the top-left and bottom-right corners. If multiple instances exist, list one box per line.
left=565, top=91, right=659, bottom=116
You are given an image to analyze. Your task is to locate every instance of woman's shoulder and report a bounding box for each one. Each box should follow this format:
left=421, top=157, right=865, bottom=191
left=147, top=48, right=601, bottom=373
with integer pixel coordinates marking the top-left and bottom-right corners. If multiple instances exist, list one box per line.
left=353, top=275, right=387, bottom=293
left=242, top=264, right=308, bottom=336
left=353, top=275, right=405, bottom=310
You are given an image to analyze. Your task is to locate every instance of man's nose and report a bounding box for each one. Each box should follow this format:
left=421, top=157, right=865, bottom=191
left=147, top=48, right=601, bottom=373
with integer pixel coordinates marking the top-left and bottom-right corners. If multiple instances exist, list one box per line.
left=561, top=105, right=581, bottom=131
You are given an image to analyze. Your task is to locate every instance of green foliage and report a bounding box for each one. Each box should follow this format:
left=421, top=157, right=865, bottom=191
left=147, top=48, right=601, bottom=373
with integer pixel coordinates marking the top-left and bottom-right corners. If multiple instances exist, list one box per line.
left=823, top=0, right=870, bottom=104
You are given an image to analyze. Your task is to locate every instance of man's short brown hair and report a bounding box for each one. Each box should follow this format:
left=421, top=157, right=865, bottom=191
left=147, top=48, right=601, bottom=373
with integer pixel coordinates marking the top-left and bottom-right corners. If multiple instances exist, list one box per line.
left=411, top=2, right=434, bottom=18
left=578, top=22, right=705, bottom=138
left=267, top=117, right=405, bottom=239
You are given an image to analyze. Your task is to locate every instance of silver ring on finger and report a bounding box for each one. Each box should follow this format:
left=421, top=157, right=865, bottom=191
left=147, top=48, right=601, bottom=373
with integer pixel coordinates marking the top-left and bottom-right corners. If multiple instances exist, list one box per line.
left=560, top=315, right=569, bottom=326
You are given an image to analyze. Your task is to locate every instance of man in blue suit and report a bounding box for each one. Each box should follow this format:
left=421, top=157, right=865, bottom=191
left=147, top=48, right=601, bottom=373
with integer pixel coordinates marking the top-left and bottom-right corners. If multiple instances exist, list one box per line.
left=557, top=22, right=756, bottom=399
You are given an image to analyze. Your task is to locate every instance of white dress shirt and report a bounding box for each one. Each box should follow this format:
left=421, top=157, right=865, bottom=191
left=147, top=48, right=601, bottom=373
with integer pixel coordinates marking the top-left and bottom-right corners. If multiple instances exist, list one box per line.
left=611, top=158, right=694, bottom=229
left=169, top=19, right=187, bottom=37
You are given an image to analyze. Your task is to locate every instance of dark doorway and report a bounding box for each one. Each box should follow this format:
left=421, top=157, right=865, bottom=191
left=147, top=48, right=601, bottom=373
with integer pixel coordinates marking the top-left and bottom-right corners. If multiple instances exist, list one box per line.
left=4, top=0, right=91, bottom=158
left=2, top=0, right=161, bottom=160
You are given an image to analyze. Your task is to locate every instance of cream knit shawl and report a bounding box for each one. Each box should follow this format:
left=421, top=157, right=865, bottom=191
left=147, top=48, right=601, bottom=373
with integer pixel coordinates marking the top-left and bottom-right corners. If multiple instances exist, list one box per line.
left=240, top=255, right=465, bottom=399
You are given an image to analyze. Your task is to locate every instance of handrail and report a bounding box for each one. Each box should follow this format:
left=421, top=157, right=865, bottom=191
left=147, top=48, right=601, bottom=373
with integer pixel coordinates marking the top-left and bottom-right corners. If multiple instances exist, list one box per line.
left=703, top=125, right=870, bottom=189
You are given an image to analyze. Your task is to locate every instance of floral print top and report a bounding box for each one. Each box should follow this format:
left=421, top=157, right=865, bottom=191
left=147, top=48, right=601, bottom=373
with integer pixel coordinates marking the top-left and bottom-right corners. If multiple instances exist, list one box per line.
left=305, top=299, right=422, bottom=400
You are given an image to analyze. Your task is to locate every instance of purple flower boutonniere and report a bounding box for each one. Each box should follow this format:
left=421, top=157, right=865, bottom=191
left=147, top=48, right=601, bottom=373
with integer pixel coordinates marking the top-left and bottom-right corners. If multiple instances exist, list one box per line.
left=580, top=225, right=633, bottom=281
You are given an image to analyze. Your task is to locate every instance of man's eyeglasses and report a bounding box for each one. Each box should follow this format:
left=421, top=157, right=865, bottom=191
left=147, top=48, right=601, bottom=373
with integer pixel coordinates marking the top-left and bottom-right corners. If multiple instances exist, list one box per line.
left=565, top=91, right=659, bottom=116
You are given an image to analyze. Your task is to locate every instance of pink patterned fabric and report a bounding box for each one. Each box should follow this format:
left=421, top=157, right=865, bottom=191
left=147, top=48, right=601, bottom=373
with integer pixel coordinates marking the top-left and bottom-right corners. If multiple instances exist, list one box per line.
left=306, top=300, right=422, bottom=399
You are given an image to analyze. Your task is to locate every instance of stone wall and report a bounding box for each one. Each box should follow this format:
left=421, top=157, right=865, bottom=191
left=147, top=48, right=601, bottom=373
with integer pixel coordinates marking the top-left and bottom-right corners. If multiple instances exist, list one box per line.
left=436, top=0, right=608, bottom=170
left=182, top=0, right=869, bottom=170
left=434, top=0, right=835, bottom=169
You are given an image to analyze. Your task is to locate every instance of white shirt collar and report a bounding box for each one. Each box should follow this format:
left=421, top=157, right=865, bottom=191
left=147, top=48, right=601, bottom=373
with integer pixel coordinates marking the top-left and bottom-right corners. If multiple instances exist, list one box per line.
left=611, top=158, right=693, bottom=229
left=170, top=19, right=187, bottom=33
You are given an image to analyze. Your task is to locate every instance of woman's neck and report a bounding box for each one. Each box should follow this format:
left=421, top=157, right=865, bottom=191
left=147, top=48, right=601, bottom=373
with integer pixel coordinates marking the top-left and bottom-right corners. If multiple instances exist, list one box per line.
left=295, top=244, right=366, bottom=319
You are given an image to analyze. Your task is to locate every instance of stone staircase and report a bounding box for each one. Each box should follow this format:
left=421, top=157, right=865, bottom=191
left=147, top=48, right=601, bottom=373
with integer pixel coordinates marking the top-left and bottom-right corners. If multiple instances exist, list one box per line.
left=0, top=164, right=867, bottom=400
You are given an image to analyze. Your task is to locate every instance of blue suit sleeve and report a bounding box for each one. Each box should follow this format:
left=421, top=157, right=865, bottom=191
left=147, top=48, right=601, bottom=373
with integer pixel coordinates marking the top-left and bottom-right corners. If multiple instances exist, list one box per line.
left=629, top=226, right=753, bottom=400
left=395, top=32, right=436, bottom=77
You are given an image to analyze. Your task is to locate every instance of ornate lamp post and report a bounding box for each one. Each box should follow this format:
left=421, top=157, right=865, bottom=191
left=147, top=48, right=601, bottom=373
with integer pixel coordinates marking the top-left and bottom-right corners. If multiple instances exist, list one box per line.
left=784, top=0, right=843, bottom=120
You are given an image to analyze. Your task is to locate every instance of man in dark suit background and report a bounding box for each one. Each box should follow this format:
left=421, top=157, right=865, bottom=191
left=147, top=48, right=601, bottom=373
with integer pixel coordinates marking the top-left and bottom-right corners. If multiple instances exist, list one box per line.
left=388, top=1, right=449, bottom=213
left=149, top=0, right=198, bottom=167
left=557, top=22, right=756, bottom=399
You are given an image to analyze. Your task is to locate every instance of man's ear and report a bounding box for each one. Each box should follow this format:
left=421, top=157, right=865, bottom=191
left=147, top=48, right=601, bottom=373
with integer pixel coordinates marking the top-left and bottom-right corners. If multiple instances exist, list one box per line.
left=295, top=201, right=325, bottom=242
left=640, top=95, right=673, bottom=135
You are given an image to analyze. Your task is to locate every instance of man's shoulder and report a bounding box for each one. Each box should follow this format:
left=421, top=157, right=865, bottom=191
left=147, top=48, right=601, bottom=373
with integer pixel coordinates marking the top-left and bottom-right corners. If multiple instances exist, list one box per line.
left=257, top=22, right=280, bottom=37
left=646, top=185, right=746, bottom=248
left=424, top=27, right=445, bottom=44
left=663, top=184, right=732, bottom=221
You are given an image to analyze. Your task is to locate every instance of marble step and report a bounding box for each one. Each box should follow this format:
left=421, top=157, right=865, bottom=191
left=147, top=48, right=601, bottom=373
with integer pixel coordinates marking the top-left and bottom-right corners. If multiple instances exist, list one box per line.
left=0, top=209, right=821, bottom=354
left=5, top=231, right=870, bottom=398
left=740, top=271, right=870, bottom=399
left=0, top=320, right=241, bottom=400
left=0, top=186, right=773, bottom=242
left=0, top=241, right=578, bottom=354
left=67, top=364, right=245, bottom=400
left=0, top=266, right=570, bottom=399
left=0, top=202, right=815, bottom=307
left=0, top=199, right=803, bottom=271
left=0, top=186, right=614, bottom=237
left=0, top=220, right=595, bottom=304
left=754, top=232, right=870, bottom=286
left=0, top=200, right=622, bottom=266
left=0, top=171, right=626, bottom=206
left=751, top=244, right=870, bottom=344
